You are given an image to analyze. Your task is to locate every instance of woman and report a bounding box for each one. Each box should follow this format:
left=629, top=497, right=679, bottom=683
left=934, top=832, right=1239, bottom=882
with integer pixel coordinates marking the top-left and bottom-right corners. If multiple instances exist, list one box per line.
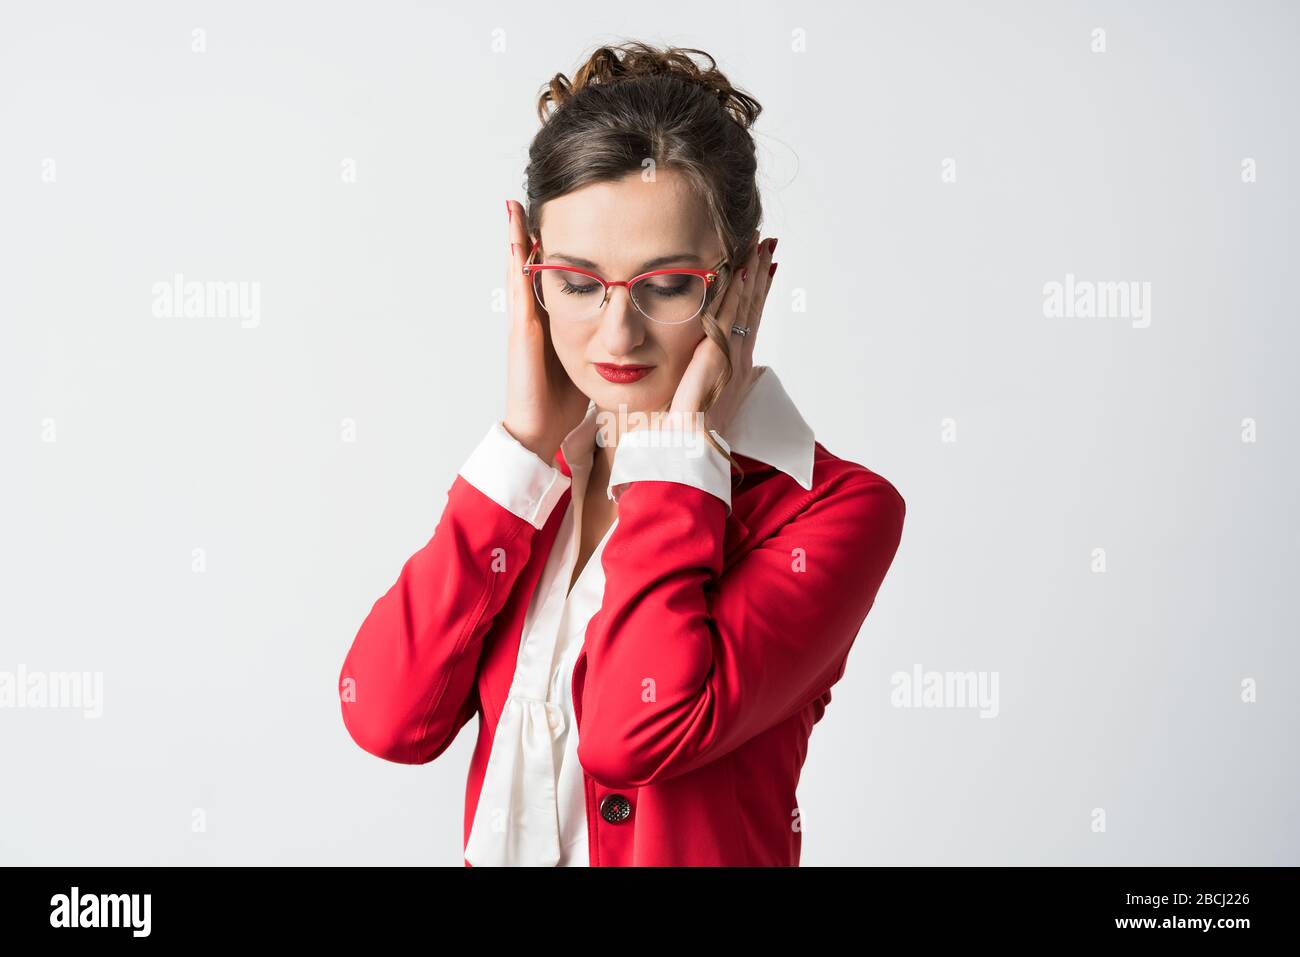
left=338, top=41, right=906, bottom=866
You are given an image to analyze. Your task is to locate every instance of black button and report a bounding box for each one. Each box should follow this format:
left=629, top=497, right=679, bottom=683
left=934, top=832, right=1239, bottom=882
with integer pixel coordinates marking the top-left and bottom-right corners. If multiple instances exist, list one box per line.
left=599, top=793, right=632, bottom=824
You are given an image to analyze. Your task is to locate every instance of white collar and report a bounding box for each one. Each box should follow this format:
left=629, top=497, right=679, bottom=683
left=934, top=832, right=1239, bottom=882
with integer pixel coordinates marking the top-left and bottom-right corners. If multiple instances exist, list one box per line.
left=560, top=365, right=816, bottom=491
left=724, top=365, right=816, bottom=490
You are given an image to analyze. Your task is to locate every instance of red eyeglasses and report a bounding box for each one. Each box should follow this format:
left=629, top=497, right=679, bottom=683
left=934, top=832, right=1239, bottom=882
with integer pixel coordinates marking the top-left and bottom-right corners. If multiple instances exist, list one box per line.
left=522, top=238, right=729, bottom=326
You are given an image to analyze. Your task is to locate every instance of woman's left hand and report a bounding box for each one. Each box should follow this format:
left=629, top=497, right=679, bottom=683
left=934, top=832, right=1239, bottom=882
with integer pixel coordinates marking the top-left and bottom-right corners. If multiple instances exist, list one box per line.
left=669, top=233, right=778, bottom=437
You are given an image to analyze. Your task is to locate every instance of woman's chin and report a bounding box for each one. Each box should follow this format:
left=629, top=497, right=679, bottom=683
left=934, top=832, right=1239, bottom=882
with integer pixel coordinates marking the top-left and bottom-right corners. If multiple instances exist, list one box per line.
left=587, top=378, right=669, bottom=413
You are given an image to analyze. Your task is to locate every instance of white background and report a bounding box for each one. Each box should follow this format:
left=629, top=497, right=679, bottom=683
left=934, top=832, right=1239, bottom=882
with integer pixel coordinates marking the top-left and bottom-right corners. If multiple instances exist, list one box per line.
left=1, top=1, right=1296, bottom=865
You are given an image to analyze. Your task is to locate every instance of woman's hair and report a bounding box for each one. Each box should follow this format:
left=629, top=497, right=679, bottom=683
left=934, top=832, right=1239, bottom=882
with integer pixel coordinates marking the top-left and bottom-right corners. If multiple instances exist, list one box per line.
left=523, top=40, right=763, bottom=480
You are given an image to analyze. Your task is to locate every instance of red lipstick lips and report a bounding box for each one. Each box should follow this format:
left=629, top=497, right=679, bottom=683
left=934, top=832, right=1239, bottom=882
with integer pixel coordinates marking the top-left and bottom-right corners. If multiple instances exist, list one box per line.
left=594, top=363, right=655, bottom=384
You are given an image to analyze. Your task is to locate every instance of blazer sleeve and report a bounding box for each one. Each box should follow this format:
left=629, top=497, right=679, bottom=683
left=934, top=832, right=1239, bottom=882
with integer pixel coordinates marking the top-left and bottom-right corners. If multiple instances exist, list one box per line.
left=339, top=421, right=570, bottom=764
left=576, top=439, right=906, bottom=789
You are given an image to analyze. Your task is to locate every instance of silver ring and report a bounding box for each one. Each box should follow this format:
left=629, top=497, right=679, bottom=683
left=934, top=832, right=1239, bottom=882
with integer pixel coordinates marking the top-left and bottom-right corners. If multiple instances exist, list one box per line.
left=731, top=324, right=749, bottom=337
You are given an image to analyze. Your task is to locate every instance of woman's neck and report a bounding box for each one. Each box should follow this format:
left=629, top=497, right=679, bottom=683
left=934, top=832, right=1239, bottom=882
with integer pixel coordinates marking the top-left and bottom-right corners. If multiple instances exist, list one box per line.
left=587, top=401, right=700, bottom=475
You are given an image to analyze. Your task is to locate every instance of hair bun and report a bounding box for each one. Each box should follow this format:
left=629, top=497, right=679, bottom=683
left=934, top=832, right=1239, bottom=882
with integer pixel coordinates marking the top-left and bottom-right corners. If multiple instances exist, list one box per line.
left=537, top=41, right=761, bottom=130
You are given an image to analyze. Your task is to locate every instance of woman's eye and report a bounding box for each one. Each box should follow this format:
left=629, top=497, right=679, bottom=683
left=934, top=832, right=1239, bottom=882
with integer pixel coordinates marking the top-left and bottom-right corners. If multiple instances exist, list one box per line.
left=559, top=278, right=600, bottom=295
left=642, top=277, right=692, bottom=298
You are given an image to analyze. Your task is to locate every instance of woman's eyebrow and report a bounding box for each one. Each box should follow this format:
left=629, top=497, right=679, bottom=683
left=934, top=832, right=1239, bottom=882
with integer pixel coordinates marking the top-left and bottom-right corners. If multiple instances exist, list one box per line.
left=548, top=252, right=705, bottom=271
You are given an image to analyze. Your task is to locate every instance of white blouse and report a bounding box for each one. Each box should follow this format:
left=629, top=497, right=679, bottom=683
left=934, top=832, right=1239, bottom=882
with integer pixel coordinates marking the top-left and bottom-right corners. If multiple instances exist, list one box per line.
left=456, top=366, right=816, bottom=867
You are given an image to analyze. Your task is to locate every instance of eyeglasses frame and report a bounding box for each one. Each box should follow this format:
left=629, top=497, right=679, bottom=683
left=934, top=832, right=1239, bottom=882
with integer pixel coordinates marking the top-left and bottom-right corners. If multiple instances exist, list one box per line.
left=522, top=238, right=730, bottom=325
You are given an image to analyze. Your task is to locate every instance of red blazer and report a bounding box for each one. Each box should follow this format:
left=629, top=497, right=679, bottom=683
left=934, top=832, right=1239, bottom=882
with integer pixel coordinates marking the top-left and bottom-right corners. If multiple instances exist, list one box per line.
left=339, top=438, right=905, bottom=866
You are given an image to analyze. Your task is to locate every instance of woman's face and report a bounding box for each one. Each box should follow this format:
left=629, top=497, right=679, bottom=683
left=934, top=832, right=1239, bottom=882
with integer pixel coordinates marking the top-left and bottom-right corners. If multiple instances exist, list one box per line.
left=534, top=167, right=725, bottom=414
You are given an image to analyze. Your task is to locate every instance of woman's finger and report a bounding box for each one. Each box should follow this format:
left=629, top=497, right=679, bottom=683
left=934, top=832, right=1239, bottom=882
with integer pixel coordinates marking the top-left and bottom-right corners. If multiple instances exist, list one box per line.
left=505, top=200, right=535, bottom=331
left=730, top=235, right=769, bottom=366
left=711, top=236, right=748, bottom=335
left=742, top=237, right=776, bottom=364
left=504, top=201, right=518, bottom=318
left=728, top=235, right=763, bottom=343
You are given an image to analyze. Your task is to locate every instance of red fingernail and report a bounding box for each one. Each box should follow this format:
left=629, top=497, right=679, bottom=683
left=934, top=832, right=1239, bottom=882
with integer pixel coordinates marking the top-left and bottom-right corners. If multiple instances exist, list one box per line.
left=505, top=201, right=512, bottom=221
left=740, top=267, right=748, bottom=282
left=768, top=238, right=778, bottom=254
left=511, top=242, right=520, bottom=255
left=768, top=262, right=778, bottom=277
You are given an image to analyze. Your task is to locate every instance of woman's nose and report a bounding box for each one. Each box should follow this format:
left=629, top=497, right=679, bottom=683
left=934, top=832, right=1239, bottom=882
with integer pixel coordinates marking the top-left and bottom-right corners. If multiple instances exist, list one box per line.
left=596, top=286, right=646, bottom=354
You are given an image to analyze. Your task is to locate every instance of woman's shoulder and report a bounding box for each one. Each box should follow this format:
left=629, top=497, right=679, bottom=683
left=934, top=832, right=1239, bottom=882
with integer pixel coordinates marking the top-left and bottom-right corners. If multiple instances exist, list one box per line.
left=794, top=442, right=907, bottom=577
left=733, top=437, right=904, bottom=544
left=811, top=440, right=904, bottom=505
left=730, top=438, right=904, bottom=580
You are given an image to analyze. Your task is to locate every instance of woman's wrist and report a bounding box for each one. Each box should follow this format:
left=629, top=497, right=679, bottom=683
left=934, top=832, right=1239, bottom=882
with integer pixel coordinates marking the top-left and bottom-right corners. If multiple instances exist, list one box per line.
left=501, top=418, right=561, bottom=465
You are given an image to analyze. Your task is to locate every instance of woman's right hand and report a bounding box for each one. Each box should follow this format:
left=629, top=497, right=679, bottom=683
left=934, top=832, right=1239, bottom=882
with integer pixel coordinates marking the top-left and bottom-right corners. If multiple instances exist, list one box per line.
left=502, top=199, right=590, bottom=465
